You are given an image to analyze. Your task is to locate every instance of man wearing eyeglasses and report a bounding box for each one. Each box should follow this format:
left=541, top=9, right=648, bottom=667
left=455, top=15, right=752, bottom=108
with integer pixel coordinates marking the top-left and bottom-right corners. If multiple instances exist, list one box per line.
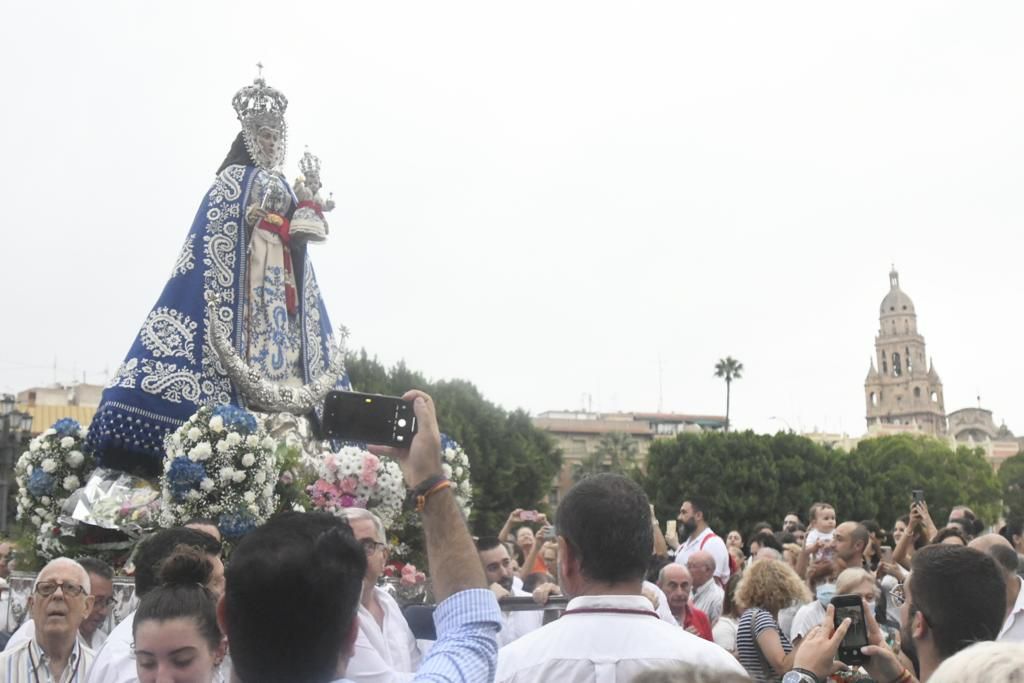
left=4, top=557, right=114, bottom=653
left=0, top=557, right=96, bottom=682
left=342, top=507, right=421, bottom=682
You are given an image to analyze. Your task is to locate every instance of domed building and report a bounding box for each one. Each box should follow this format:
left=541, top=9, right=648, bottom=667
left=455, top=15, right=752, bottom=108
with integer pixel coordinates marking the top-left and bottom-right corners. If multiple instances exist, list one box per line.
left=864, top=268, right=947, bottom=436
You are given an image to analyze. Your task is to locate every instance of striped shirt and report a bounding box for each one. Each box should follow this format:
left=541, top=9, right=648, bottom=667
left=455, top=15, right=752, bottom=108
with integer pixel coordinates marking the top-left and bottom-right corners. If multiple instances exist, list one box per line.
left=736, top=607, right=791, bottom=683
left=0, top=638, right=94, bottom=683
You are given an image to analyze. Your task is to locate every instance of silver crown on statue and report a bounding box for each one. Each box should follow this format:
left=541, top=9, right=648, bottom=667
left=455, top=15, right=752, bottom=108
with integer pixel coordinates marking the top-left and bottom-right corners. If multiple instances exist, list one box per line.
left=233, top=63, right=289, bottom=170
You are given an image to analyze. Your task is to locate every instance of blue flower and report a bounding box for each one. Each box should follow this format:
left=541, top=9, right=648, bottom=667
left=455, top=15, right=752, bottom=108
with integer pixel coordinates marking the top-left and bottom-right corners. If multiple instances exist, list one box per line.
left=212, top=405, right=258, bottom=435
left=167, top=456, right=207, bottom=501
left=27, top=470, right=55, bottom=497
left=440, top=433, right=459, bottom=451
left=52, top=418, right=81, bottom=439
left=218, top=511, right=257, bottom=540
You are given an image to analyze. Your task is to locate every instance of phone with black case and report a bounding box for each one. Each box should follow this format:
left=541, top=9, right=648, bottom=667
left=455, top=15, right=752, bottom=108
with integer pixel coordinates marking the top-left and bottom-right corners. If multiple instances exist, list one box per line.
left=831, top=593, right=869, bottom=665
left=321, top=391, right=417, bottom=447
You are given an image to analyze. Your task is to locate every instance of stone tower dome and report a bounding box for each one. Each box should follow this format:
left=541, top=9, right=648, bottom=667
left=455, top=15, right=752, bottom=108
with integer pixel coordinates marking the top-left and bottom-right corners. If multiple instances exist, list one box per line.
left=864, top=269, right=947, bottom=435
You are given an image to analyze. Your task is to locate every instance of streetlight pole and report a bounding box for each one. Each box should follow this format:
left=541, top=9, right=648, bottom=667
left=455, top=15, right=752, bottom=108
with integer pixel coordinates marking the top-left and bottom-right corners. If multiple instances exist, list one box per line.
left=0, top=394, right=33, bottom=534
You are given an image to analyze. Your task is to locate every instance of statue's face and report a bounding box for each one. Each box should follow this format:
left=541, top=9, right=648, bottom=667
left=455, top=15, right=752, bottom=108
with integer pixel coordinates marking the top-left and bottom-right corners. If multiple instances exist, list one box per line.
left=256, top=125, right=283, bottom=164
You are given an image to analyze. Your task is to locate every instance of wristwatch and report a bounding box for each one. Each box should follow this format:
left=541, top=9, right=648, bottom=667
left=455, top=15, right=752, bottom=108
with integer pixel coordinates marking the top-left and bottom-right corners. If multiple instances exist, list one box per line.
left=783, top=670, right=821, bottom=683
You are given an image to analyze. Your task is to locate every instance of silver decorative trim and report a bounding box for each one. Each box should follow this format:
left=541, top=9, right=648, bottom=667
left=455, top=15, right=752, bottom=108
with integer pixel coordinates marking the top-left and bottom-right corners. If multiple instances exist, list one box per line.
left=206, top=296, right=347, bottom=414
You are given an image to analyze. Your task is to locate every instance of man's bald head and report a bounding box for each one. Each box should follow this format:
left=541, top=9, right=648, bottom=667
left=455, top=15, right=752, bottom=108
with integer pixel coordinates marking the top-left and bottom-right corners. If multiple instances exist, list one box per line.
left=658, top=563, right=693, bottom=617
left=686, top=550, right=716, bottom=588
left=968, top=533, right=1013, bottom=554
left=970, top=534, right=1019, bottom=576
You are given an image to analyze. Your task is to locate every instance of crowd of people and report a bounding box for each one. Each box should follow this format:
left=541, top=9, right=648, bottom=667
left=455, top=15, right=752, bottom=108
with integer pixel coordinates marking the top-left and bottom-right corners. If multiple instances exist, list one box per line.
left=0, top=390, right=1022, bottom=682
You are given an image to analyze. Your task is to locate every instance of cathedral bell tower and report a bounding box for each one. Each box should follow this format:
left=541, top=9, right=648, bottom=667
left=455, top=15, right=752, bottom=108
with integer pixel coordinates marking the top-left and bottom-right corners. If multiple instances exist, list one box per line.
left=864, top=269, right=946, bottom=435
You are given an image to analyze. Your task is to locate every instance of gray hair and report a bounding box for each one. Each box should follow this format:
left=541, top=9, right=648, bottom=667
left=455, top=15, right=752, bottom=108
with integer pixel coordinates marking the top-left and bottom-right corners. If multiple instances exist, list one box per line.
left=340, top=508, right=386, bottom=543
left=930, top=641, right=1024, bottom=683
left=835, top=567, right=878, bottom=597
left=34, top=557, right=91, bottom=594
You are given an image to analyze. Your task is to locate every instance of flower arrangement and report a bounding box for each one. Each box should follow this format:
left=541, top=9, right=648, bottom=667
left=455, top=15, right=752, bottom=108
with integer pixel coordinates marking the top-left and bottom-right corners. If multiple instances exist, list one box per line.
left=440, top=434, right=473, bottom=517
left=160, top=404, right=280, bottom=540
left=383, top=561, right=430, bottom=605
left=14, top=419, right=93, bottom=543
left=306, top=446, right=405, bottom=528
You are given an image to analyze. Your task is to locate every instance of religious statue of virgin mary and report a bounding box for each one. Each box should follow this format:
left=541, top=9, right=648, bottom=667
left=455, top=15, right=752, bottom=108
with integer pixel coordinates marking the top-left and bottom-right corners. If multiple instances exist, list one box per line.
left=88, top=72, right=349, bottom=475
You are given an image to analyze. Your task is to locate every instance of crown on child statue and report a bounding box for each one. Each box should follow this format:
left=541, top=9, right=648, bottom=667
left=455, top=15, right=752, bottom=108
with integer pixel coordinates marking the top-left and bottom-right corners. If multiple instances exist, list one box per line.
left=231, top=63, right=289, bottom=128
left=299, top=149, right=322, bottom=193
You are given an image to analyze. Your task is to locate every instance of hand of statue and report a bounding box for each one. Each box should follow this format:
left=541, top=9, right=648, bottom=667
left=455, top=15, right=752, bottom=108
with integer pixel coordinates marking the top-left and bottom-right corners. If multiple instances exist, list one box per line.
left=247, top=206, right=269, bottom=225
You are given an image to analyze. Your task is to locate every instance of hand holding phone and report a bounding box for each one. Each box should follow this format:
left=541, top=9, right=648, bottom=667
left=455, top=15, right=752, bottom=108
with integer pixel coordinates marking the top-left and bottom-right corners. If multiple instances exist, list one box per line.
left=831, top=594, right=869, bottom=665
left=520, top=510, right=538, bottom=522
left=322, top=391, right=417, bottom=446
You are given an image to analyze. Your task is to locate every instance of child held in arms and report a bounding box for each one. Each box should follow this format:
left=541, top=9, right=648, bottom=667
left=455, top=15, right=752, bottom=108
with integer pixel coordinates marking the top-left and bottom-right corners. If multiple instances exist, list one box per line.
left=804, top=502, right=837, bottom=562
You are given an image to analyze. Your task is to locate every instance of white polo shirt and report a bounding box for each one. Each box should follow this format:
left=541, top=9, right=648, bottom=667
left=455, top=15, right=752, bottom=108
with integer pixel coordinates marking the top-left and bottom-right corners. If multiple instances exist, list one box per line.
left=495, top=594, right=745, bottom=682
left=674, top=527, right=731, bottom=584
left=998, top=576, right=1024, bottom=642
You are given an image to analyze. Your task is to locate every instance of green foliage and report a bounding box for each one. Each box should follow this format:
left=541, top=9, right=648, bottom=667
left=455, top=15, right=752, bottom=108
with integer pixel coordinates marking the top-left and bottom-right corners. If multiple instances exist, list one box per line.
left=999, top=451, right=1024, bottom=519
left=641, top=431, right=1003, bottom=537
left=344, top=350, right=562, bottom=537
left=573, top=432, right=640, bottom=482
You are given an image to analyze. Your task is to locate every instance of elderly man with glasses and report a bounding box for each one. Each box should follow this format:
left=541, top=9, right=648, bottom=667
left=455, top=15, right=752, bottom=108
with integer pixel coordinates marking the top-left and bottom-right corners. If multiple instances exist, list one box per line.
left=343, top=507, right=421, bottom=682
left=4, top=557, right=115, bottom=653
left=0, top=557, right=96, bottom=682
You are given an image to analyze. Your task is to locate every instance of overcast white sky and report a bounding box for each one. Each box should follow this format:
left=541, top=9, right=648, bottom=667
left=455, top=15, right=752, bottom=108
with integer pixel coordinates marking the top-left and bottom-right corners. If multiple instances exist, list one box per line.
left=2, top=2, right=1022, bottom=436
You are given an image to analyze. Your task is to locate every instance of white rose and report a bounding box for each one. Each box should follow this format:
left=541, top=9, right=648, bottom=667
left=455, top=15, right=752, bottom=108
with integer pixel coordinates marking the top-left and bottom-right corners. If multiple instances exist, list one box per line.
left=232, top=471, right=246, bottom=483
left=261, top=436, right=275, bottom=450
left=291, top=503, right=306, bottom=513
left=29, top=440, right=40, bottom=452
left=248, top=504, right=260, bottom=516
left=442, top=464, right=453, bottom=479
left=263, top=485, right=274, bottom=498
left=44, top=429, right=56, bottom=437
left=186, top=490, right=202, bottom=500
left=226, top=432, right=241, bottom=446
left=189, top=443, right=212, bottom=461
left=254, top=471, right=266, bottom=485
left=60, top=436, right=75, bottom=449
left=40, top=496, right=51, bottom=506
left=41, top=458, right=57, bottom=473
left=243, top=491, right=256, bottom=504
left=245, top=435, right=259, bottom=448
left=241, top=453, right=255, bottom=468
left=200, top=478, right=215, bottom=491
left=454, top=466, right=464, bottom=478
left=41, top=441, right=51, bottom=451
left=187, top=427, right=202, bottom=441
left=63, top=475, right=80, bottom=491
left=66, top=451, right=84, bottom=468
left=216, top=440, right=231, bottom=454
left=209, top=416, right=225, bottom=433
left=219, top=467, right=235, bottom=481
left=30, top=515, right=42, bottom=527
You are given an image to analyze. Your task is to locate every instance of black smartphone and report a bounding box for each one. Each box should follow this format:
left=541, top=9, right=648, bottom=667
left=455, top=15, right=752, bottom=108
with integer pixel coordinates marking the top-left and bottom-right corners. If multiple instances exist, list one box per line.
left=831, top=594, right=869, bottom=665
left=321, top=391, right=417, bottom=446
left=912, top=489, right=925, bottom=505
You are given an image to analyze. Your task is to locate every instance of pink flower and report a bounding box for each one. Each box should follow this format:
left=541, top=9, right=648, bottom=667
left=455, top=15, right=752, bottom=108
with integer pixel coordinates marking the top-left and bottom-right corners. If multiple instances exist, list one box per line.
left=324, top=455, right=338, bottom=473
left=340, top=475, right=358, bottom=495
left=340, top=494, right=357, bottom=508
left=360, top=469, right=378, bottom=488
left=363, top=453, right=380, bottom=473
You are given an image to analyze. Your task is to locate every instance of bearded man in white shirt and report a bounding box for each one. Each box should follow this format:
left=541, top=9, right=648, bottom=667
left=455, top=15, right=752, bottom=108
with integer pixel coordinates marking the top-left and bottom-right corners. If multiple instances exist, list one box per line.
left=477, top=537, right=544, bottom=646
left=495, top=474, right=744, bottom=682
left=343, top=508, right=421, bottom=682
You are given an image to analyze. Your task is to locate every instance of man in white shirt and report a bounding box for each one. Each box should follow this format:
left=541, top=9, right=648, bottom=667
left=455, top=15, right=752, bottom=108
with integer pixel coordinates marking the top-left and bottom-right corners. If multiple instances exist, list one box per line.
left=496, top=474, right=745, bottom=682
left=5, top=557, right=114, bottom=652
left=342, top=508, right=421, bottom=681
left=85, top=527, right=224, bottom=683
left=0, top=558, right=96, bottom=683
left=968, top=534, right=1024, bottom=642
left=686, top=550, right=724, bottom=625
left=673, top=497, right=731, bottom=585
left=477, top=537, right=544, bottom=646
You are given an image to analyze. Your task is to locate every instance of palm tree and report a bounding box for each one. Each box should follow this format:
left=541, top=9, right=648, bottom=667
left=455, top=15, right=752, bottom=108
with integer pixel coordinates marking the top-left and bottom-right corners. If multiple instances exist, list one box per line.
left=572, top=431, right=640, bottom=482
left=714, top=356, right=743, bottom=432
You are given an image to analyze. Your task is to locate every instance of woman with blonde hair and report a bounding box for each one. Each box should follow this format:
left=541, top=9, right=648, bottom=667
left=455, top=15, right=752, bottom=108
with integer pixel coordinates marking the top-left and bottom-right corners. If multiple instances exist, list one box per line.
left=735, top=559, right=811, bottom=682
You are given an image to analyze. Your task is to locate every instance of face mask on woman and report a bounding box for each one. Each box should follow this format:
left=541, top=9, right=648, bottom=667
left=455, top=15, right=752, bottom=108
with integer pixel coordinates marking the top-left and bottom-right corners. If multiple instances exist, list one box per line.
left=816, top=582, right=836, bottom=608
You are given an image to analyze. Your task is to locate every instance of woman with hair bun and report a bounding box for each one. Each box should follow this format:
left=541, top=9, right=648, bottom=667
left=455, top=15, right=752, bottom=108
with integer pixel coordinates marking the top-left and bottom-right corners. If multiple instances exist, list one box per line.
left=132, top=545, right=226, bottom=683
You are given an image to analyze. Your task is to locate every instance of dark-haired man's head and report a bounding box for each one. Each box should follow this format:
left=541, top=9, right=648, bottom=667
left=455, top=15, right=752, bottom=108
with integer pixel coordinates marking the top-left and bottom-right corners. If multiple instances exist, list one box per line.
left=901, top=544, right=1006, bottom=679
left=477, top=536, right=515, bottom=592
left=134, top=528, right=223, bottom=598
left=749, top=530, right=782, bottom=556
left=184, top=517, right=223, bottom=543
left=833, top=522, right=869, bottom=565
left=677, top=497, right=710, bottom=540
left=220, top=511, right=366, bottom=683
left=77, top=556, right=114, bottom=641
left=558, top=474, right=652, bottom=596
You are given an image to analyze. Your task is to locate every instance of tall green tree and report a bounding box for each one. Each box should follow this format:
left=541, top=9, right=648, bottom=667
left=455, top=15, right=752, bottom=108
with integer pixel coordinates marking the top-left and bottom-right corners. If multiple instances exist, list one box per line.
left=998, top=450, right=1024, bottom=520
left=344, top=350, right=562, bottom=535
left=572, top=431, right=640, bottom=482
left=714, top=357, right=743, bottom=432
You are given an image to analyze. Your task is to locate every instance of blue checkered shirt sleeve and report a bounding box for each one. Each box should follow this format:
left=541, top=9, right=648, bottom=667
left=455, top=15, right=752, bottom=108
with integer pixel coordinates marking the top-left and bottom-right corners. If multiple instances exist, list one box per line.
left=413, top=588, right=501, bottom=682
